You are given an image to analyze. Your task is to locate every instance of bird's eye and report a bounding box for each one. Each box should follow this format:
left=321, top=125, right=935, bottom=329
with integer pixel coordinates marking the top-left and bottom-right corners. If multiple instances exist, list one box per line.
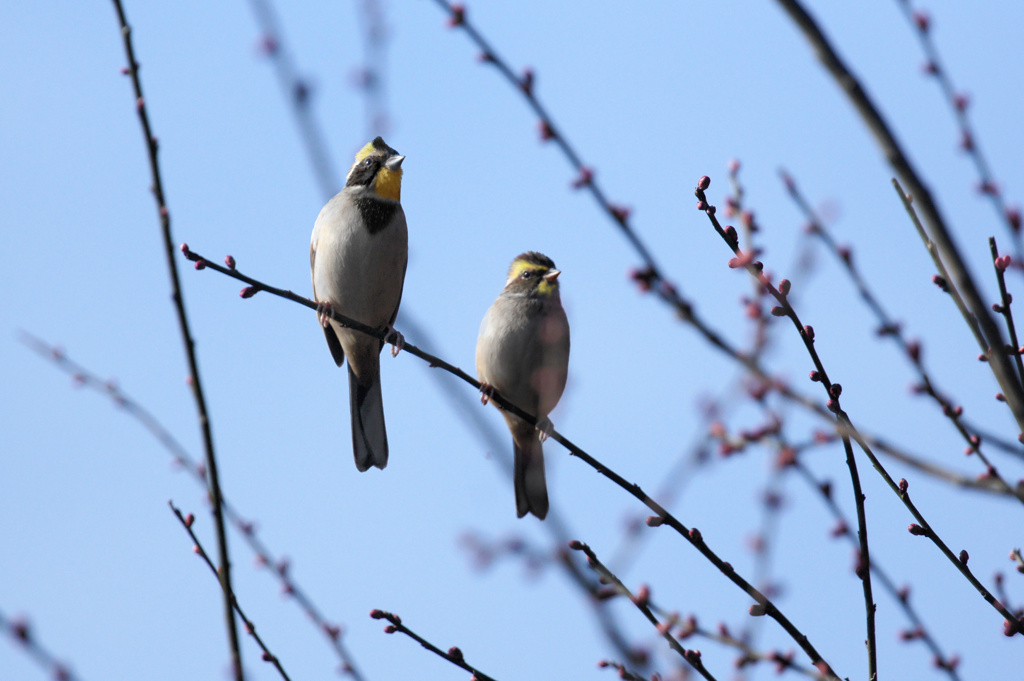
left=521, top=270, right=533, bottom=279
left=364, top=158, right=374, bottom=166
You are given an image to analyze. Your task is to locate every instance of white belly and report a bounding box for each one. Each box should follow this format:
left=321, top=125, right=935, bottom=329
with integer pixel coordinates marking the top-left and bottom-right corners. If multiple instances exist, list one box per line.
left=311, top=192, right=408, bottom=347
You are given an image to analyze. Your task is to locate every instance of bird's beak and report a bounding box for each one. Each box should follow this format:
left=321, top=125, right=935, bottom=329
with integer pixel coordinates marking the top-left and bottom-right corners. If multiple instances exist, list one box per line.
left=385, top=155, right=405, bottom=172
left=543, top=269, right=561, bottom=282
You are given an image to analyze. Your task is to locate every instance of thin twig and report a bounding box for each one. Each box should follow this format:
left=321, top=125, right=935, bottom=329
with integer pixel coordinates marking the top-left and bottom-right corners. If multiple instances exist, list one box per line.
left=107, top=2, right=242, bottom=677
left=790, top=460, right=963, bottom=680
left=568, top=541, right=720, bottom=681
left=893, top=0, right=1022, bottom=256
left=169, top=503, right=292, bottom=681
left=695, top=176, right=879, bottom=676
left=677, top=616, right=823, bottom=679
left=596, top=659, right=655, bottom=681
left=0, top=609, right=82, bottom=681
left=892, top=179, right=984, bottom=347
left=247, top=0, right=340, bottom=198
left=989, top=239, right=1024, bottom=386
left=369, top=610, right=497, bottom=681
left=354, top=0, right=392, bottom=139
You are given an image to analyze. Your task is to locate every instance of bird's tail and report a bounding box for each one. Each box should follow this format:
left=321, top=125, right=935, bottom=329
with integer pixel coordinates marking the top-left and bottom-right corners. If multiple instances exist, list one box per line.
left=511, top=420, right=549, bottom=520
left=348, top=360, right=389, bottom=471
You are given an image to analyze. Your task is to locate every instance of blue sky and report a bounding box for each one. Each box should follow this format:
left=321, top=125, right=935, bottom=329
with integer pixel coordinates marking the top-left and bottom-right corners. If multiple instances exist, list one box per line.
left=2, top=1, right=1023, bottom=680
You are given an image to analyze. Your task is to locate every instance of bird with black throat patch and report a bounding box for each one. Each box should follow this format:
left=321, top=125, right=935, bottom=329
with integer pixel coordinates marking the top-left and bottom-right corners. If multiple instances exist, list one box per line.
left=310, top=136, right=408, bottom=472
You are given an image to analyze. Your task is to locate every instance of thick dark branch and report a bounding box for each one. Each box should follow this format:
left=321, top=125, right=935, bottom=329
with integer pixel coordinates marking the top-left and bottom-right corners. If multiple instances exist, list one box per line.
left=108, top=2, right=242, bottom=677
left=775, top=0, right=1024, bottom=432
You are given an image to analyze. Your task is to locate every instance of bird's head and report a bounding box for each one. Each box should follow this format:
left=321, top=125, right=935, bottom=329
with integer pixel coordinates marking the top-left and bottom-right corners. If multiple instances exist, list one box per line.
left=505, top=251, right=562, bottom=299
left=345, top=136, right=404, bottom=201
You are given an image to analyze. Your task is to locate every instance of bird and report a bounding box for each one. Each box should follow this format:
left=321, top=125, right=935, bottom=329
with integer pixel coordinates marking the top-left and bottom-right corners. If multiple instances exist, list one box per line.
left=476, top=252, right=570, bottom=519
left=310, top=136, right=408, bottom=472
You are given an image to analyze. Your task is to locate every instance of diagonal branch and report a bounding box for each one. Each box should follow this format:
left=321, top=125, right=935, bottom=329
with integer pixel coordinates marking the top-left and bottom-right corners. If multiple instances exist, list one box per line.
left=695, top=176, right=878, bottom=677
left=181, top=244, right=843, bottom=678
left=893, top=0, right=1022, bottom=255
left=370, top=610, right=498, bottom=681
left=170, top=503, right=292, bottom=681
left=775, top=0, right=1024, bottom=433
left=0, top=609, right=82, bottom=681
left=569, top=541, right=720, bottom=680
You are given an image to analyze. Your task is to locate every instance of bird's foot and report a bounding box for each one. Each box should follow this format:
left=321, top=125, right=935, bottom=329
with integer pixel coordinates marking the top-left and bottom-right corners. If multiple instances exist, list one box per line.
left=535, top=417, right=554, bottom=442
left=479, top=382, right=496, bottom=406
left=384, top=327, right=405, bottom=358
left=316, top=301, right=334, bottom=328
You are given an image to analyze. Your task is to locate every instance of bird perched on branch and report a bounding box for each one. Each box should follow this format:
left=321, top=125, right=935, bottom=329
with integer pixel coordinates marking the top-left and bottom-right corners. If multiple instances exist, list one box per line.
left=476, top=252, right=570, bottom=519
left=310, top=136, right=408, bottom=471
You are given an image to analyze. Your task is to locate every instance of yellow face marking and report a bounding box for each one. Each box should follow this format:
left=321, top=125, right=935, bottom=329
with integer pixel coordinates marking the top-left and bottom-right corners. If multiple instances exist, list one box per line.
left=507, top=259, right=541, bottom=283
left=506, top=260, right=558, bottom=296
left=537, top=275, right=559, bottom=297
left=374, top=166, right=402, bottom=201
left=354, top=140, right=377, bottom=163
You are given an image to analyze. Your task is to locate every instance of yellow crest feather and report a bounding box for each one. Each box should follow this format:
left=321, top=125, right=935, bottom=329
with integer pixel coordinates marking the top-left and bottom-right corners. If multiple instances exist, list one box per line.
left=354, top=140, right=377, bottom=163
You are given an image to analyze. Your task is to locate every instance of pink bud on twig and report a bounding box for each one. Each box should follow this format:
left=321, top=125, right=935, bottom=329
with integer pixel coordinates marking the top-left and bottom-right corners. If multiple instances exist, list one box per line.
left=1007, top=208, right=1022, bottom=232
left=447, top=4, right=465, bottom=27
left=1003, top=618, right=1020, bottom=636
left=912, top=11, right=930, bottom=32
left=519, top=68, right=534, bottom=96
left=633, top=584, right=650, bottom=608
left=978, top=180, right=999, bottom=196
left=571, top=166, right=593, bottom=189
left=609, top=204, right=630, bottom=225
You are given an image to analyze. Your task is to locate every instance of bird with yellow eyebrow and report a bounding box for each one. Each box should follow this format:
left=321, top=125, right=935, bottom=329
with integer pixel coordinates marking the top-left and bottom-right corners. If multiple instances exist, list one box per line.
left=310, top=136, right=408, bottom=472
left=476, top=252, right=570, bottom=519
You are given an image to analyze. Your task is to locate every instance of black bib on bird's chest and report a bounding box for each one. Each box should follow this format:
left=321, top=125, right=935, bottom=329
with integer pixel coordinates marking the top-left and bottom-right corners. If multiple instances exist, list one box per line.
left=354, top=196, right=400, bottom=235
